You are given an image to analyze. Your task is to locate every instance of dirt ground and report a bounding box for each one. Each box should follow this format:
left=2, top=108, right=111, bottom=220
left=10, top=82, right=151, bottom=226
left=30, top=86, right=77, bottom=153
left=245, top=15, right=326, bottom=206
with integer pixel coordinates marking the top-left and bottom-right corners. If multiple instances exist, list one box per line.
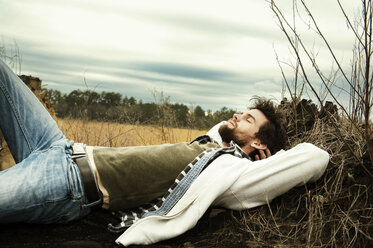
left=0, top=208, right=248, bottom=248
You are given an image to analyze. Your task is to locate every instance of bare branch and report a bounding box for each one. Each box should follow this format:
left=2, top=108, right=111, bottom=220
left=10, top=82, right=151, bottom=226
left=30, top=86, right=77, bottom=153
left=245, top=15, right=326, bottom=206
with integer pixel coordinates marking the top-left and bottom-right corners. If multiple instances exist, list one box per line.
left=336, top=0, right=366, bottom=48
left=299, top=0, right=364, bottom=100
left=271, top=0, right=373, bottom=177
left=271, top=0, right=363, bottom=133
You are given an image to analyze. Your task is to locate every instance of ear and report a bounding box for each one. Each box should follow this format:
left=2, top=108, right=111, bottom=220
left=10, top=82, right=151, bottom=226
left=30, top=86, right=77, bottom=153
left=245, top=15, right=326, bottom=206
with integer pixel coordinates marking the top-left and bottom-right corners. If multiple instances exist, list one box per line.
left=250, top=139, right=267, bottom=150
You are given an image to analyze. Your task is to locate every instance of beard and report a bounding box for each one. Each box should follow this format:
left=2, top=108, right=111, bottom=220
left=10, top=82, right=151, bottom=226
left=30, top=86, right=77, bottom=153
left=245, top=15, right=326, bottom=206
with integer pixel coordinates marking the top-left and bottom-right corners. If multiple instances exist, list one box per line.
left=218, top=122, right=247, bottom=147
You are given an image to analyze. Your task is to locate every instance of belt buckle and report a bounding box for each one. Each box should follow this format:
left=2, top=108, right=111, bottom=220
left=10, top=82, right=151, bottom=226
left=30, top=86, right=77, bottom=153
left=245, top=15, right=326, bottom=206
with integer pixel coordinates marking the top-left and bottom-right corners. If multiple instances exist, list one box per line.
left=72, top=143, right=86, bottom=155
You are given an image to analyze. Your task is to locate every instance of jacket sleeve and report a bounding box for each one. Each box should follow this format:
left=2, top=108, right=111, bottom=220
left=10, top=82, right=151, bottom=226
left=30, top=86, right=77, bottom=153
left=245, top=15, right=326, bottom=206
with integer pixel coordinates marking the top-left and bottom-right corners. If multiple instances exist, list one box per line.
left=213, top=143, right=330, bottom=210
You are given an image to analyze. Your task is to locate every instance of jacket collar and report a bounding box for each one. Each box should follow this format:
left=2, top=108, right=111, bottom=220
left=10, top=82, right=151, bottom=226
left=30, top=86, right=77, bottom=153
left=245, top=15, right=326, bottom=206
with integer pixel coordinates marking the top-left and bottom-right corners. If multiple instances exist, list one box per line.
left=191, top=135, right=251, bottom=160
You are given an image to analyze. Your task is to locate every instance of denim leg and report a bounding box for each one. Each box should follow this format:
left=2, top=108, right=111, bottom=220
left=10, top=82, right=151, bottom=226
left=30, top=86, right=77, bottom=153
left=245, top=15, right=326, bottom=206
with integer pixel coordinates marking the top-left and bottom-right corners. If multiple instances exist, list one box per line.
left=0, top=59, right=64, bottom=163
left=0, top=59, right=90, bottom=224
left=0, top=139, right=91, bottom=224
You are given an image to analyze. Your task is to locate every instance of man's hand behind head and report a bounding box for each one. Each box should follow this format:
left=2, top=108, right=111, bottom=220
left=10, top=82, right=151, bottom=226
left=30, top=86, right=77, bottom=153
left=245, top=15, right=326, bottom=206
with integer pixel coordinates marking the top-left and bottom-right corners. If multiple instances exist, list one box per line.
left=254, top=148, right=271, bottom=161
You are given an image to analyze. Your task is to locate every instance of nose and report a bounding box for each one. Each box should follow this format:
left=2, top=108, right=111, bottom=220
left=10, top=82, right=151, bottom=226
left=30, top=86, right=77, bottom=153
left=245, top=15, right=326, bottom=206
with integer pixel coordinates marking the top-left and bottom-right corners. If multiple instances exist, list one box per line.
left=233, top=113, right=240, bottom=122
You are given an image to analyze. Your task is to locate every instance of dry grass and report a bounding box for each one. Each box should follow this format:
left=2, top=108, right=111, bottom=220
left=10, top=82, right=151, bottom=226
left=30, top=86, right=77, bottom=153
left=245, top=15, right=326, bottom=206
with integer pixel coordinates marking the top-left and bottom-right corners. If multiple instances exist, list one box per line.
left=57, top=118, right=206, bottom=147
left=235, top=117, right=373, bottom=248
left=0, top=118, right=206, bottom=170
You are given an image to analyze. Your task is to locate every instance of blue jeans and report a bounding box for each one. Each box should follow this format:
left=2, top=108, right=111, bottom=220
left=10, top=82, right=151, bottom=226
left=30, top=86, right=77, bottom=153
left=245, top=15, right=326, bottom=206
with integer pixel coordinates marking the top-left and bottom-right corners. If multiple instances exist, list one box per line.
left=0, top=59, right=91, bottom=223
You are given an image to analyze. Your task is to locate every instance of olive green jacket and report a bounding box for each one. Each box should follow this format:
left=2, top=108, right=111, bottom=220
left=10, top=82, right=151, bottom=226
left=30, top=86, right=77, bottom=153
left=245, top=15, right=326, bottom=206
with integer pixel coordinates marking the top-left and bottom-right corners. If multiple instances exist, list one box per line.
left=93, top=141, right=220, bottom=210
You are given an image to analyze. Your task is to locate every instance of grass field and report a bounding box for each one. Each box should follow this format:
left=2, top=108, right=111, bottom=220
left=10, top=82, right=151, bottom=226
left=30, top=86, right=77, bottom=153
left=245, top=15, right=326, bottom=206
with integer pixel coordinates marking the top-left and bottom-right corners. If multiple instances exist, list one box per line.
left=0, top=119, right=206, bottom=171
left=57, top=118, right=206, bottom=147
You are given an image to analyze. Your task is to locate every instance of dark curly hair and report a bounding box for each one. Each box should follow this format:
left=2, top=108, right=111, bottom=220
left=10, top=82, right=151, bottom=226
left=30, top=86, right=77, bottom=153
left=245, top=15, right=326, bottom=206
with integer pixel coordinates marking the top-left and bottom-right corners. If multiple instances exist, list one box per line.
left=250, top=97, right=287, bottom=154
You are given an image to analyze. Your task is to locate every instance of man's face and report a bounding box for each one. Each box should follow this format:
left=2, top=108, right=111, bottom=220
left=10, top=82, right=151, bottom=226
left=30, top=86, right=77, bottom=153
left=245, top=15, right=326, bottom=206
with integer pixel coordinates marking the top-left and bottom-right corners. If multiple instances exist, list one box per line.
left=218, top=109, right=268, bottom=153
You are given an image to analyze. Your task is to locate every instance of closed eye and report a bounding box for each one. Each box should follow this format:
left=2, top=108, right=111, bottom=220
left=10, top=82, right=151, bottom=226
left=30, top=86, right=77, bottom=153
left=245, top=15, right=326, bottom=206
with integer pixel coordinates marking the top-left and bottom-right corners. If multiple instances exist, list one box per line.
left=246, top=113, right=256, bottom=123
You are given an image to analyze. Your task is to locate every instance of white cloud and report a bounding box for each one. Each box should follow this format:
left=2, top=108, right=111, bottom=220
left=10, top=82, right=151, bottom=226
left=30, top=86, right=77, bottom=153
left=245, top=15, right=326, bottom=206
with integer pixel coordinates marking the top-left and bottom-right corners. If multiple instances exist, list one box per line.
left=0, top=0, right=362, bottom=111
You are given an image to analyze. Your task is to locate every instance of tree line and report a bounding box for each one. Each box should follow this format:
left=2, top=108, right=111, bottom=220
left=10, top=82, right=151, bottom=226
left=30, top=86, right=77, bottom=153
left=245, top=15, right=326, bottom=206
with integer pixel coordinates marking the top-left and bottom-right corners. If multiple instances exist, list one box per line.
left=44, top=88, right=237, bottom=129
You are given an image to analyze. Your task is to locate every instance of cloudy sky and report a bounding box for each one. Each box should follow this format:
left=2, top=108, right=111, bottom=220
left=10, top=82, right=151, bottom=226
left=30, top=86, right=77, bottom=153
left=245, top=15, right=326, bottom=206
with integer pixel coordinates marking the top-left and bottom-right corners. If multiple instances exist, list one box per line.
left=0, top=0, right=360, bottom=111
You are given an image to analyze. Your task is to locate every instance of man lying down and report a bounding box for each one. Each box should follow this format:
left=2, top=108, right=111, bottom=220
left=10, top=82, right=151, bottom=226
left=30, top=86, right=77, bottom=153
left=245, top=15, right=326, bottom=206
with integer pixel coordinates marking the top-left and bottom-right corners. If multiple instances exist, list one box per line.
left=0, top=59, right=329, bottom=246
left=109, top=102, right=329, bottom=246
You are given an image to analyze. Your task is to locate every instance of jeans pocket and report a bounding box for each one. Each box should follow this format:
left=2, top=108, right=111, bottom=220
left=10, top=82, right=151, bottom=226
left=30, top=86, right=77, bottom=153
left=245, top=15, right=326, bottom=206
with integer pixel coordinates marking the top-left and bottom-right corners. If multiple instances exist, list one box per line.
left=67, top=160, right=85, bottom=200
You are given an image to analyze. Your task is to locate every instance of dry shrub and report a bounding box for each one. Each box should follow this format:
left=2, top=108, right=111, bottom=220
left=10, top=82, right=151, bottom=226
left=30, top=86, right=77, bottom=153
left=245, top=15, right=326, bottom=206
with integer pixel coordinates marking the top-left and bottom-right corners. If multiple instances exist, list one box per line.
left=235, top=116, right=373, bottom=247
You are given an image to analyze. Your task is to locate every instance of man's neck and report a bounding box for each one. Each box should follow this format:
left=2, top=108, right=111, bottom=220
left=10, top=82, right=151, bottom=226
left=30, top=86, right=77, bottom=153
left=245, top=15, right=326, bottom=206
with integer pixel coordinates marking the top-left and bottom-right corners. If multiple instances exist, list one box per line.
left=221, top=141, right=230, bottom=148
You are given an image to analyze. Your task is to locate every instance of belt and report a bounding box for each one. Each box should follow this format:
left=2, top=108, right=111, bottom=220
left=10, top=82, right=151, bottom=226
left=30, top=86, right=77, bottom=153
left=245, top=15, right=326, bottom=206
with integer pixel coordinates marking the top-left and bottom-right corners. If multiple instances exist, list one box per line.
left=72, top=143, right=102, bottom=208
